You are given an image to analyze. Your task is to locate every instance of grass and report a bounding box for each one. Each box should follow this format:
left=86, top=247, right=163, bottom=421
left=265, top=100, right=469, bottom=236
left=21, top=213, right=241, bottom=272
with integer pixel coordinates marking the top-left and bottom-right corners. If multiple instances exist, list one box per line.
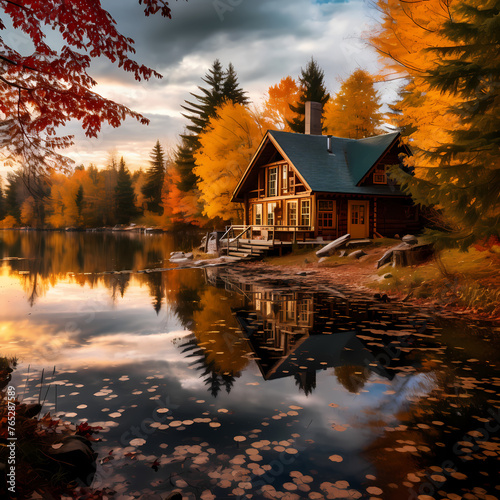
left=371, top=247, right=500, bottom=315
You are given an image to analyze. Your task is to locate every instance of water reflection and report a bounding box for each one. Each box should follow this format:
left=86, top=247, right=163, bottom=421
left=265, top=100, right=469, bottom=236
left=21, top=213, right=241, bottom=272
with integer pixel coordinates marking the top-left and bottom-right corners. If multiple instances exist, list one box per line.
left=1, top=231, right=499, bottom=500
left=0, top=229, right=201, bottom=307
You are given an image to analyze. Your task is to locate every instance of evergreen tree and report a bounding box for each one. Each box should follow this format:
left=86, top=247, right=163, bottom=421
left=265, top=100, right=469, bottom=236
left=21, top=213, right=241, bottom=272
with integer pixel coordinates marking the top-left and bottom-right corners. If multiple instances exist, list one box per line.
left=223, top=63, right=250, bottom=106
left=0, top=183, right=6, bottom=220
left=288, top=58, right=330, bottom=133
left=142, top=140, right=166, bottom=214
left=383, top=0, right=500, bottom=248
left=115, top=157, right=137, bottom=224
left=175, top=60, right=249, bottom=196
left=181, top=59, right=226, bottom=139
left=5, top=173, right=22, bottom=223
left=75, top=184, right=84, bottom=220
left=324, top=69, right=383, bottom=139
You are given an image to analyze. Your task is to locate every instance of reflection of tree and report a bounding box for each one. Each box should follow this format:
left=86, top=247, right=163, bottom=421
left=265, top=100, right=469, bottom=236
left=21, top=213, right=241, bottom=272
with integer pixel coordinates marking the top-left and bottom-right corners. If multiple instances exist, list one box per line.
left=181, top=337, right=237, bottom=398
left=144, top=272, right=165, bottom=314
left=294, top=371, right=316, bottom=396
left=166, top=270, right=204, bottom=328
left=335, top=365, right=370, bottom=394
left=1, top=231, right=202, bottom=306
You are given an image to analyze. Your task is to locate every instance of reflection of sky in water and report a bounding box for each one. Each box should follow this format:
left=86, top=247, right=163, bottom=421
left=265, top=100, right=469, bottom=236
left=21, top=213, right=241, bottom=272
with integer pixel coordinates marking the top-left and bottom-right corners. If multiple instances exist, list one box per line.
left=1, top=232, right=499, bottom=499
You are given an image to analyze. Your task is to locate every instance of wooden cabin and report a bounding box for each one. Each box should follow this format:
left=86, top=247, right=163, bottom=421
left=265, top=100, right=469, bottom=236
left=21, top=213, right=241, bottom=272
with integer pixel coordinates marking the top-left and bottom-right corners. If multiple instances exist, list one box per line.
left=231, top=120, right=422, bottom=242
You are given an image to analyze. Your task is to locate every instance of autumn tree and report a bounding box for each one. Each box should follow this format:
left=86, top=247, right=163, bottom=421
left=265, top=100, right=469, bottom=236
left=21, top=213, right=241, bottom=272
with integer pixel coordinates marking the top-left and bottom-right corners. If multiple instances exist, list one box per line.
left=288, top=58, right=330, bottom=133
left=324, top=69, right=383, bottom=139
left=172, top=60, right=249, bottom=222
left=115, top=157, right=137, bottom=224
left=0, top=0, right=177, bottom=181
left=370, top=0, right=500, bottom=247
left=194, top=102, right=271, bottom=221
left=263, top=76, right=300, bottom=131
left=142, top=141, right=166, bottom=214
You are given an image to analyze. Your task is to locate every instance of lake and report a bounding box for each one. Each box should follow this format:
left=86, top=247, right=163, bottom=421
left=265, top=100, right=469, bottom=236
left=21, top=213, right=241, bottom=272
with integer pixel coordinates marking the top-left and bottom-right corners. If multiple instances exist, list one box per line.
left=0, top=230, right=499, bottom=500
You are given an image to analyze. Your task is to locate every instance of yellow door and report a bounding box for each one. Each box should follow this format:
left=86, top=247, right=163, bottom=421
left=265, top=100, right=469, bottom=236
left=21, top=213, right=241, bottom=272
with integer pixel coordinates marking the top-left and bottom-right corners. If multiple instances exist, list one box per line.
left=348, top=201, right=369, bottom=239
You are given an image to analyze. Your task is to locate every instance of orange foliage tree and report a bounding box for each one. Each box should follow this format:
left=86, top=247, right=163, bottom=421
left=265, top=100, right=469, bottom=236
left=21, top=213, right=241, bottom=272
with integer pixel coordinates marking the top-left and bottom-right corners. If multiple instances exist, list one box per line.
left=194, top=102, right=272, bottom=222
left=263, top=76, right=300, bottom=131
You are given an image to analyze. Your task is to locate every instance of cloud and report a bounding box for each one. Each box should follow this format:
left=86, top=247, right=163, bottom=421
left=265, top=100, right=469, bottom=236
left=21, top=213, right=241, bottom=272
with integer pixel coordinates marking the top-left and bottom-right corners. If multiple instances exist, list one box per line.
left=2, top=0, right=395, bottom=175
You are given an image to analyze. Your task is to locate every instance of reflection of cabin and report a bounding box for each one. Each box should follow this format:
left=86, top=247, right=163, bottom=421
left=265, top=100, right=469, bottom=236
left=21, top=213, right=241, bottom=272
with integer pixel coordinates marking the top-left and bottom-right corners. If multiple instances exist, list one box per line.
left=230, top=281, right=393, bottom=395
left=231, top=103, right=422, bottom=241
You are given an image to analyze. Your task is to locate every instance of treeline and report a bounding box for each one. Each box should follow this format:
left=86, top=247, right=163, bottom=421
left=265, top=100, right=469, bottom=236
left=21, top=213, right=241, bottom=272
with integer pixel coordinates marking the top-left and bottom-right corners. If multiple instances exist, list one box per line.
left=0, top=59, right=384, bottom=229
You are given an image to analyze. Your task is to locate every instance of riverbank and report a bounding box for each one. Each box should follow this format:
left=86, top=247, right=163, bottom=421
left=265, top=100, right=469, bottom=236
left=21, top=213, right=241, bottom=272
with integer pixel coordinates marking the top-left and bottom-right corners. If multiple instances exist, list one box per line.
left=240, top=240, right=500, bottom=322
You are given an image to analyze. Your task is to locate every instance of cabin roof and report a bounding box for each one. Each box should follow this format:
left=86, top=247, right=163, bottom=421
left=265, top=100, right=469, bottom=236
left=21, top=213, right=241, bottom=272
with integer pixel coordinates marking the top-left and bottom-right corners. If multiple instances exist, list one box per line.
left=232, top=130, right=406, bottom=202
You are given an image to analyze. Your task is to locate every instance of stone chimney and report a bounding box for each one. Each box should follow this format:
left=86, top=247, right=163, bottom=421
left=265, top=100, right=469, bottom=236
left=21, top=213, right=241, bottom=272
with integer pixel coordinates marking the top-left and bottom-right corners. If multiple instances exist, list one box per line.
left=305, top=101, right=323, bottom=135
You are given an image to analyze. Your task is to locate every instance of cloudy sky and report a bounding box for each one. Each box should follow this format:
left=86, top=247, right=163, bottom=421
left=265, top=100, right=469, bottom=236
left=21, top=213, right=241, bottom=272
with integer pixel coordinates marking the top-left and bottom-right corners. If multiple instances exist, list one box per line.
left=4, top=0, right=400, bottom=176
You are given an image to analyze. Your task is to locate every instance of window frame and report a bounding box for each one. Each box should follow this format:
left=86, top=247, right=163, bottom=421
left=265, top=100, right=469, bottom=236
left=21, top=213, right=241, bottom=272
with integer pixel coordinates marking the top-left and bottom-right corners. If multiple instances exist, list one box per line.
left=268, top=167, right=278, bottom=197
left=301, top=199, right=310, bottom=227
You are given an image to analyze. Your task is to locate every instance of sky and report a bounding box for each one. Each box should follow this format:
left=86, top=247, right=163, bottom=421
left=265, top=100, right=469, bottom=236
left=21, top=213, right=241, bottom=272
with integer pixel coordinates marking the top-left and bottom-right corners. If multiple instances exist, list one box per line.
left=1, top=0, right=400, bottom=177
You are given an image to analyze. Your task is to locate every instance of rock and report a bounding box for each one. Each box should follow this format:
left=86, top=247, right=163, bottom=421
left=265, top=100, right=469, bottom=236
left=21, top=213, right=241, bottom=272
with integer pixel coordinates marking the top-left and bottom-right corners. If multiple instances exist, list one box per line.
left=170, top=252, right=185, bottom=260
left=402, top=234, right=418, bottom=245
left=296, top=271, right=307, bottom=276
left=383, top=273, right=393, bottom=279
left=184, top=252, right=194, bottom=260
left=318, top=257, right=328, bottom=264
left=349, top=250, right=367, bottom=259
left=48, top=435, right=97, bottom=485
left=339, top=250, right=347, bottom=257
left=316, top=233, right=351, bottom=257
left=304, top=258, right=310, bottom=264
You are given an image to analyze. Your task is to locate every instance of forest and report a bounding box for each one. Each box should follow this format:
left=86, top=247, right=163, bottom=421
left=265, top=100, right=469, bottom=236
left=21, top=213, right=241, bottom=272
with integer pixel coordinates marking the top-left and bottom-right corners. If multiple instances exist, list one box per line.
left=0, top=0, right=498, bottom=250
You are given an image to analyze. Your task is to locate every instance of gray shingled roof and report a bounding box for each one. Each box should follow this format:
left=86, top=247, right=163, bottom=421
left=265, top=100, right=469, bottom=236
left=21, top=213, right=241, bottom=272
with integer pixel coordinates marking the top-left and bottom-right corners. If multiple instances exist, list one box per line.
left=268, top=130, right=404, bottom=196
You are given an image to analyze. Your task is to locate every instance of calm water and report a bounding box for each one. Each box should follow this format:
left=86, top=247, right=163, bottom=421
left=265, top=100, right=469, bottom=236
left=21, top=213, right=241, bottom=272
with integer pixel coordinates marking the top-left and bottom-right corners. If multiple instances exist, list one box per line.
left=0, top=230, right=499, bottom=500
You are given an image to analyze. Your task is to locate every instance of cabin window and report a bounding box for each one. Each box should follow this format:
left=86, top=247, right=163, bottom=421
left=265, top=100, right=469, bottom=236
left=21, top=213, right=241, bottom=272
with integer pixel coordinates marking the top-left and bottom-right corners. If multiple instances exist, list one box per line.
left=301, top=200, right=310, bottom=227
left=373, top=166, right=387, bottom=184
left=268, top=167, right=277, bottom=196
left=318, top=200, right=335, bottom=228
left=267, top=202, right=277, bottom=225
left=282, top=166, right=288, bottom=193
left=351, top=204, right=366, bottom=225
left=289, top=168, right=295, bottom=194
left=254, top=204, right=263, bottom=225
left=287, top=201, right=297, bottom=226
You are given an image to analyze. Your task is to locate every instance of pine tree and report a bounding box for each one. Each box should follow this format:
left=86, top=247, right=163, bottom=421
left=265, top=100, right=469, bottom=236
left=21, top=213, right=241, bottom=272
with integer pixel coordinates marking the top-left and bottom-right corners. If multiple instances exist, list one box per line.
left=75, top=184, right=84, bottom=221
left=173, top=60, right=248, bottom=219
left=223, top=63, right=250, bottom=106
left=288, top=58, right=330, bottom=133
left=372, top=0, right=500, bottom=248
left=115, top=158, right=137, bottom=224
left=0, top=183, right=6, bottom=221
left=324, top=69, right=383, bottom=139
left=5, top=173, right=22, bottom=223
left=142, top=141, right=166, bottom=214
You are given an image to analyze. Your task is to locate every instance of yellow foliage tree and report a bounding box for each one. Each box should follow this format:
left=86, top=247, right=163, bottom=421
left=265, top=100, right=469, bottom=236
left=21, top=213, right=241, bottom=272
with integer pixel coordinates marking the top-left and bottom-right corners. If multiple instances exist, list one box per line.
left=324, top=69, right=383, bottom=139
left=194, top=102, right=272, bottom=221
left=263, top=76, right=300, bottom=131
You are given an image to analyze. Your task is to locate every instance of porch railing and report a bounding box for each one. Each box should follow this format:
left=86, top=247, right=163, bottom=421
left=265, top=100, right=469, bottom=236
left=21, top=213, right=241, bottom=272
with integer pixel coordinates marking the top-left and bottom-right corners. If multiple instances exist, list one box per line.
left=221, top=224, right=313, bottom=252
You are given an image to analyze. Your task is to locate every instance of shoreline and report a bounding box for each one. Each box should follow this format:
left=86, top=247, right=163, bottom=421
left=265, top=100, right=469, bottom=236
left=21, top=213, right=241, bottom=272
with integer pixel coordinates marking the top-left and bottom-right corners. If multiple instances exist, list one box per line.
left=236, top=244, right=500, bottom=325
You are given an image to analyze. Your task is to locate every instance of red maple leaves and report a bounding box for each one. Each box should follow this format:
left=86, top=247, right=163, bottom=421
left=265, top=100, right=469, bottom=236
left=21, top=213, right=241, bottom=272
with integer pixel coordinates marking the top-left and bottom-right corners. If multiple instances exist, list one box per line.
left=0, top=0, right=179, bottom=174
